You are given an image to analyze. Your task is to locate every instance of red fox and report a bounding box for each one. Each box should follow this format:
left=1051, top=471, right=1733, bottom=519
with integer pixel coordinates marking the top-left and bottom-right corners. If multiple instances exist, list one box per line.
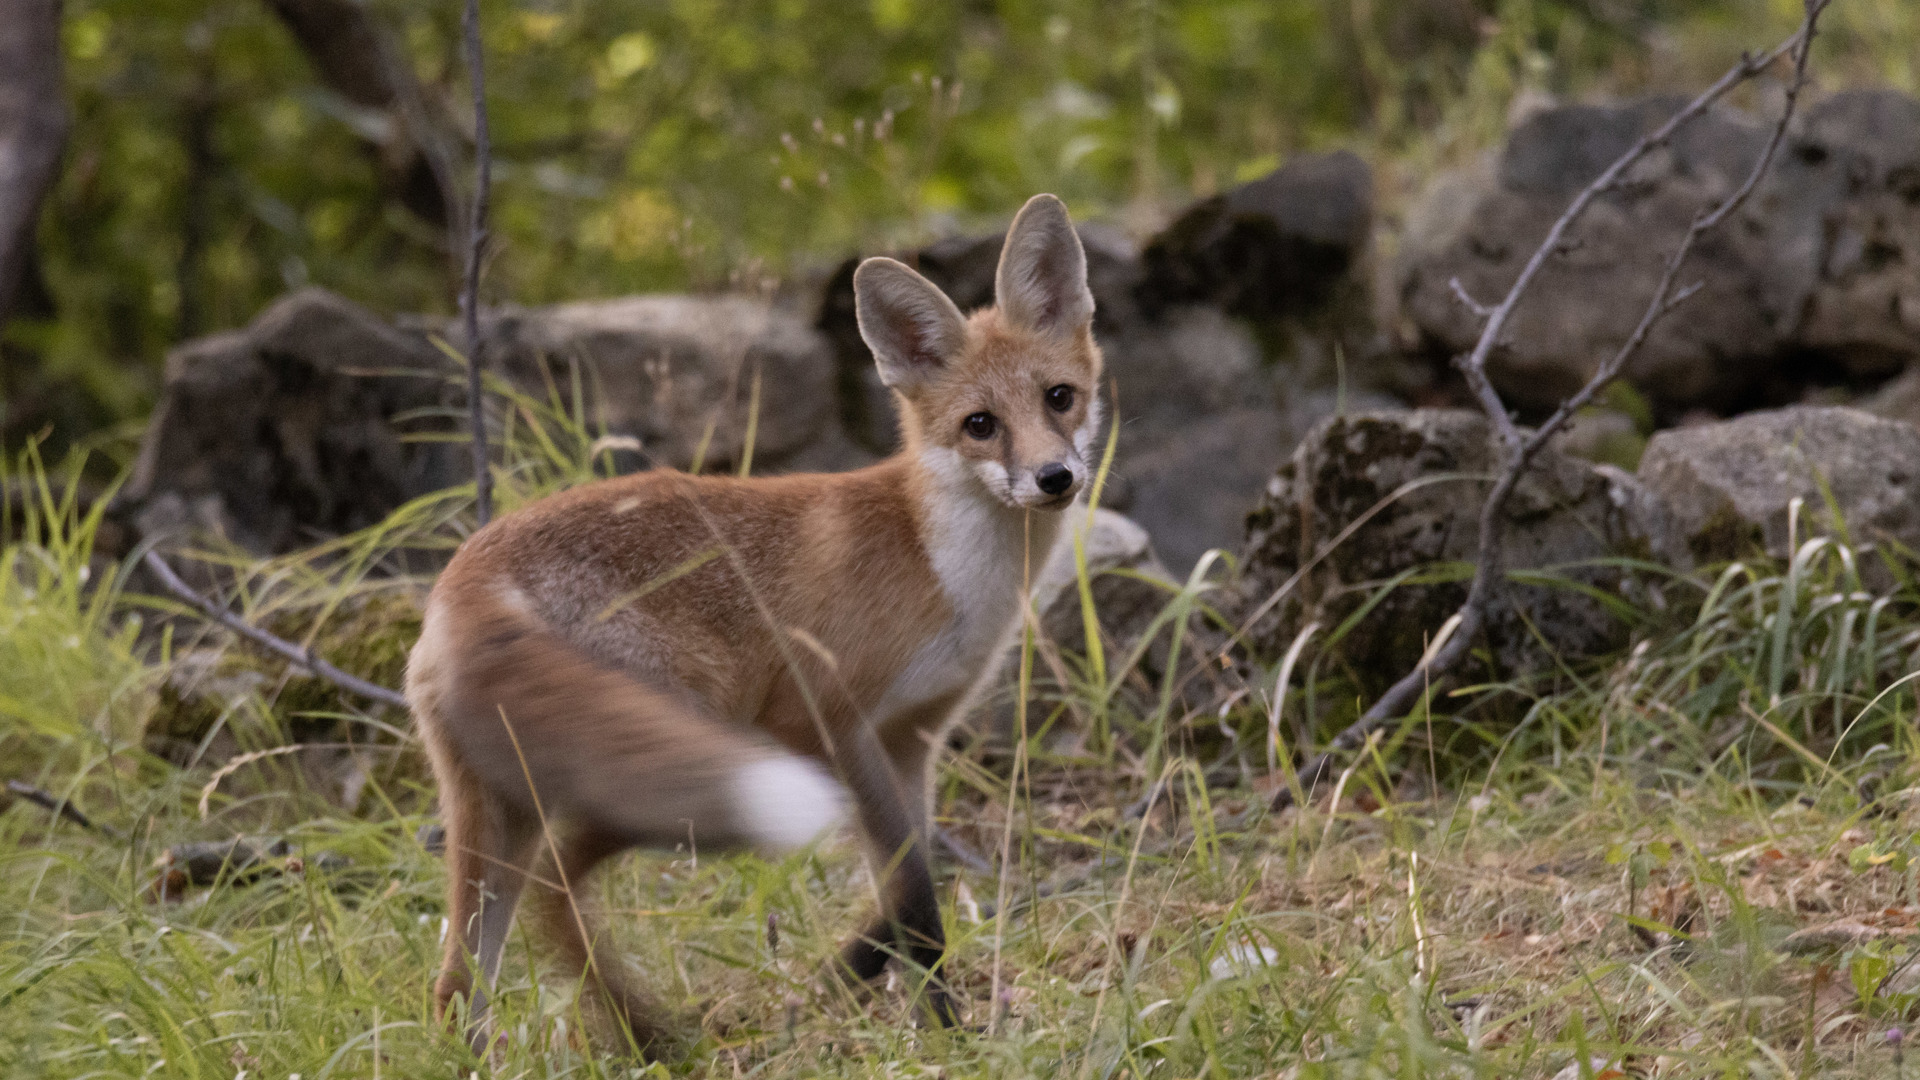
left=407, top=193, right=1104, bottom=1052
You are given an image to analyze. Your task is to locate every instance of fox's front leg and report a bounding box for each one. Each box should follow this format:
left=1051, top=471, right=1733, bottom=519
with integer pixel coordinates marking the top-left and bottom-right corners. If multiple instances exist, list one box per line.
left=832, top=725, right=957, bottom=1026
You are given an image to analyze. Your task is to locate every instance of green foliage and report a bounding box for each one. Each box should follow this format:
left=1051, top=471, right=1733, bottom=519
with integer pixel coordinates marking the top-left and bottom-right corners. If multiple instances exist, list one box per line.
left=0, top=445, right=149, bottom=780
left=15, top=0, right=1920, bottom=444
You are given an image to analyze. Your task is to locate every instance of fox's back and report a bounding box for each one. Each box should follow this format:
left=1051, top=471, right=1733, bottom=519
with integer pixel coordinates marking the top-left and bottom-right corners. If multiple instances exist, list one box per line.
left=420, top=460, right=955, bottom=735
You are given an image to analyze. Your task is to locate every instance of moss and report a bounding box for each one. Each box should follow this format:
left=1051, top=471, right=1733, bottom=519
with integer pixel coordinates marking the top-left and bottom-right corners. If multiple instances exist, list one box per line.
left=1688, top=500, right=1767, bottom=565
left=265, top=588, right=423, bottom=723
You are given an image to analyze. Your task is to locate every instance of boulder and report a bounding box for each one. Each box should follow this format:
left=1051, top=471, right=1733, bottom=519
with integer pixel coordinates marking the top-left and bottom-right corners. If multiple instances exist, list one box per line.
left=1030, top=508, right=1180, bottom=663
left=1397, top=90, right=1920, bottom=417
left=479, top=293, right=848, bottom=476
left=1236, top=409, right=1674, bottom=683
left=1635, top=405, right=1920, bottom=569
left=972, top=507, right=1244, bottom=746
left=1859, top=365, right=1920, bottom=429
left=1758, top=91, right=1920, bottom=376
left=1398, top=98, right=1780, bottom=414
left=126, top=287, right=849, bottom=554
left=1138, top=150, right=1374, bottom=324
left=124, top=288, right=461, bottom=553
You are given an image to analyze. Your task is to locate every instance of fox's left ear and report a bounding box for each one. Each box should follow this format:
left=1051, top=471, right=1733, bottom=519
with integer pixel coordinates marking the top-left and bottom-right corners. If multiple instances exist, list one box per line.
left=995, top=194, right=1095, bottom=337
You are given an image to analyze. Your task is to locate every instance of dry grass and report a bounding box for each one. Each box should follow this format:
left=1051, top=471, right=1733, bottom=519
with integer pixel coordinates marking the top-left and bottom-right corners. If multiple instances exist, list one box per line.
left=9, top=382, right=1920, bottom=1078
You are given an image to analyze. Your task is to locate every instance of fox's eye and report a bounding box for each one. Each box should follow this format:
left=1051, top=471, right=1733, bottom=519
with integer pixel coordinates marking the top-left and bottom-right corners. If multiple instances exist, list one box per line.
left=1045, top=385, right=1075, bottom=413
left=963, top=412, right=998, bottom=440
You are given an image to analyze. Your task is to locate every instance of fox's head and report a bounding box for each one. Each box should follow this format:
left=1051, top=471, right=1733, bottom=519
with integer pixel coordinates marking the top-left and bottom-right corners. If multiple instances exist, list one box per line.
left=854, top=194, right=1104, bottom=512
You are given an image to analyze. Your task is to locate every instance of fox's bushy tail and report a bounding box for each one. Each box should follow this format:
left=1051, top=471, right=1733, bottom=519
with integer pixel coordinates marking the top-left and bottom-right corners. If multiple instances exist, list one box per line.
left=410, top=584, right=842, bottom=1051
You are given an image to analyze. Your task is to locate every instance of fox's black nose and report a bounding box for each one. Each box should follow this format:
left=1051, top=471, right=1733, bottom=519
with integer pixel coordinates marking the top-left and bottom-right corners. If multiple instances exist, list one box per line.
left=1036, top=463, right=1074, bottom=496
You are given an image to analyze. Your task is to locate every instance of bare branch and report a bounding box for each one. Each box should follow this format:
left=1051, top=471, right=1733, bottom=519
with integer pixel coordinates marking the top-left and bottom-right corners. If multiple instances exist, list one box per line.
left=1451, top=17, right=1809, bottom=456
left=263, top=0, right=461, bottom=231
left=141, top=550, right=407, bottom=710
left=1273, top=0, right=1830, bottom=810
left=4, top=779, right=118, bottom=836
left=460, top=0, right=495, bottom=525
left=1448, top=276, right=1495, bottom=320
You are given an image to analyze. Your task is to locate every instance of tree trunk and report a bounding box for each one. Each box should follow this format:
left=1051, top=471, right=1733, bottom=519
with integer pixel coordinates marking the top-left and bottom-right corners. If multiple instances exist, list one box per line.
left=0, top=0, right=70, bottom=332
left=263, top=0, right=460, bottom=232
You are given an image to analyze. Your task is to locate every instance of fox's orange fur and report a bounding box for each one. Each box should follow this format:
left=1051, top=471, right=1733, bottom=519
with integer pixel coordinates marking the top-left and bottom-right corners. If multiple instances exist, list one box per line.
left=407, top=194, right=1103, bottom=1053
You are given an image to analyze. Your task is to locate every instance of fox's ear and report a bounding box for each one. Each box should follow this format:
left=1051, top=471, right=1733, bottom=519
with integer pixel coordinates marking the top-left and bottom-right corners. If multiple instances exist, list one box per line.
left=854, top=257, right=968, bottom=388
left=995, top=193, right=1094, bottom=337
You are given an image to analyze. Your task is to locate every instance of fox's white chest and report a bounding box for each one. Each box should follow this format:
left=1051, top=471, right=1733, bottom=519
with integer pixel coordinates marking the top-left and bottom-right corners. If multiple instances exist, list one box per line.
left=874, top=453, right=1064, bottom=722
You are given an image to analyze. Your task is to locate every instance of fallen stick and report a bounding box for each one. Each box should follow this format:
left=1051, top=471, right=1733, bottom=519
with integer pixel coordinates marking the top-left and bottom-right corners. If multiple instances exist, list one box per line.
left=141, top=550, right=407, bottom=710
left=4, top=779, right=120, bottom=837
left=147, top=834, right=349, bottom=902
left=1273, top=0, right=1831, bottom=810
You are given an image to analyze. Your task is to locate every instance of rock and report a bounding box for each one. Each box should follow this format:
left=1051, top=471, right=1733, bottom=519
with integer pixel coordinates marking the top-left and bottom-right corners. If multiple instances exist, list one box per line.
left=480, top=293, right=843, bottom=475
left=123, top=288, right=462, bottom=553
left=1759, top=91, right=1920, bottom=376
left=974, top=507, right=1244, bottom=746
left=1397, top=90, right=1920, bottom=417
left=1031, top=508, right=1179, bottom=661
left=1138, top=150, right=1373, bottom=323
left=1237, top=409, right=1673, bottom=683
left=1859, top=365, right=1920, bottom=429
left=1116, top=384, right=1406, bottom=573
left=125, top=287, right=848, bottom=554
left=1635, top=405, right=1920, bottom=569
left=1399, top=98, right=1780, bottom=414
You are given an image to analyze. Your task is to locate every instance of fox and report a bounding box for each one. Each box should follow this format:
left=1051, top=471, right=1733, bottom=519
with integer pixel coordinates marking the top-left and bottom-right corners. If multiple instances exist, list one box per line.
left=406, top=193, right=1105, bottom=1053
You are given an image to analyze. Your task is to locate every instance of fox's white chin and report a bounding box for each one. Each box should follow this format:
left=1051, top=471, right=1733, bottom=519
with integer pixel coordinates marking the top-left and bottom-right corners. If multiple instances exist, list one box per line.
left=1015, top=491, right=1078, bottom=511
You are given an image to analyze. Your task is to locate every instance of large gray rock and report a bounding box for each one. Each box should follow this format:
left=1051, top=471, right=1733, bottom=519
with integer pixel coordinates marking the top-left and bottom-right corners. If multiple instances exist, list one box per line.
left=1757, top=91, right=1920, bottom=376
left=1399, top=98, right=1780, bottom=413
left=1236, top=409, right=1673, bottom=682
left=125, top=288, right=461, bottom=553
left=479, top=293, right=847, bottom=475
left=1031, top=508, right=1179, bottom=662
left=1398, top=90, right=1920, bottom=417
left=1636, top=405, right=1920, bottom=568
left=1137, top=150, right=1374, bottom=323
left=126, top=287, right=849, bottom=553
left=1860, top=365, right=1920, bottom=430
left=972, top=508, right=1244, bottom=746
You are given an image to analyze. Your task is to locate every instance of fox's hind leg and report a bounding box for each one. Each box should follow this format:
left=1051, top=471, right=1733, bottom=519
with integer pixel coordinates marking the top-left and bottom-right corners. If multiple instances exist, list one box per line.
left=435, top=757, right=541, bottom=1053
left=523, top=829, right=680, bottom=1056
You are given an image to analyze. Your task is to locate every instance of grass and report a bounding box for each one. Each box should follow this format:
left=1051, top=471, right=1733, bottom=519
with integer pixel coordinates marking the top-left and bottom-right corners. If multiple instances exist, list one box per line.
left=8, top=403, right=1920, bottom=1079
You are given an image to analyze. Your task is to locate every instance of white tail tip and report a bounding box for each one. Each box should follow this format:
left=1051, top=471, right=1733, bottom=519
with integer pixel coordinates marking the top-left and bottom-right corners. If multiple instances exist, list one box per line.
left=733, top=756, right=846, bottom=853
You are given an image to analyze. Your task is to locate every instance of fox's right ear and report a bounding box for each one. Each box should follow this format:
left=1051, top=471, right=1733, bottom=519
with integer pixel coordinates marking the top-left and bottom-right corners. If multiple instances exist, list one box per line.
left=854, top=257, right=967, bottom=389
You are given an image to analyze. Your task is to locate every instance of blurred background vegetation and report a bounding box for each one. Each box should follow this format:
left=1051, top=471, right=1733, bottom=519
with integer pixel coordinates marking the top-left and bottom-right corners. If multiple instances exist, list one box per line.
left=3, top=0, right=1916, bottom=452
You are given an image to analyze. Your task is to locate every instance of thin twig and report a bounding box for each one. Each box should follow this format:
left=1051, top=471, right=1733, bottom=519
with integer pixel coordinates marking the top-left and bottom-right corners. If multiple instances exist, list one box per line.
left=5, top=780, right=119, bottom=837
left=460, top=0, right=494, bottom=525
left=1448, top=276, right=1495, bottom=320
left=141, top=550, right=407, bottom=710
left=1274, top=0, right=1830, bottom=810
left=1457, top=21, right=1810, bottom=452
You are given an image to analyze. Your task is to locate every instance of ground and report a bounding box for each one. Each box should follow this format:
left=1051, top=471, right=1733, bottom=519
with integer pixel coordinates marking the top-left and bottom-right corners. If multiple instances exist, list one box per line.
left=7, top=734, right=1920, bottom=1077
